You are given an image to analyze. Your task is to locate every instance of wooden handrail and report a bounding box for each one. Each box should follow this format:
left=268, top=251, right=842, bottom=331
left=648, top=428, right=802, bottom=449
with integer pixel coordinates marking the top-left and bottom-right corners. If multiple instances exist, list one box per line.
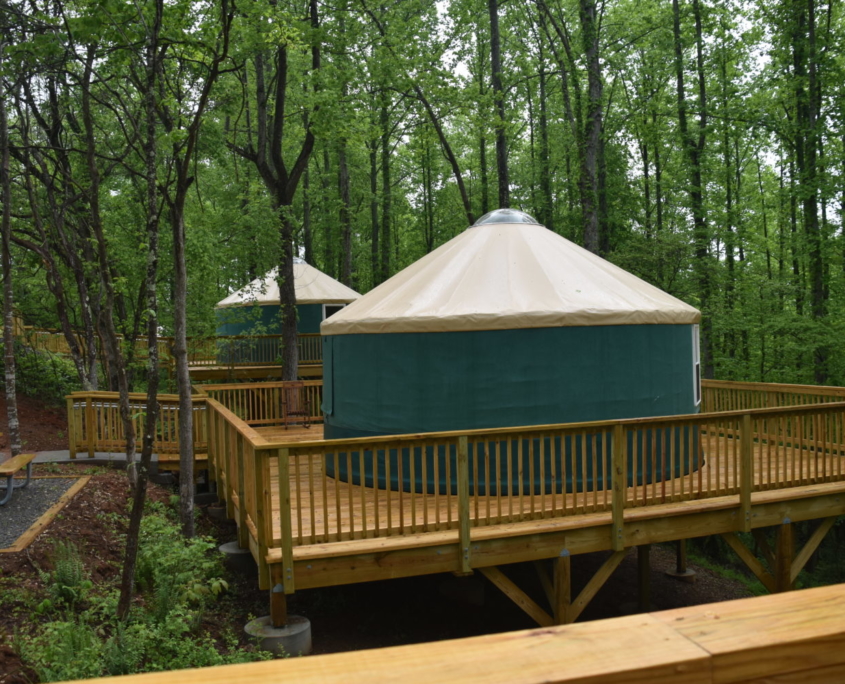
left=258, top=400, right=845, bottom=452
left=68, top=583, right=845, bottom=683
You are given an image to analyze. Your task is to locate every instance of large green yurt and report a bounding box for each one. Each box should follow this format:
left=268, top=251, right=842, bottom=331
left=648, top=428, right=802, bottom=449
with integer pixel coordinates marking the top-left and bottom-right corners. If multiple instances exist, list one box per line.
left=215, top=259, right=360, bottom=336
left=321, top=209, right=702, bottom=494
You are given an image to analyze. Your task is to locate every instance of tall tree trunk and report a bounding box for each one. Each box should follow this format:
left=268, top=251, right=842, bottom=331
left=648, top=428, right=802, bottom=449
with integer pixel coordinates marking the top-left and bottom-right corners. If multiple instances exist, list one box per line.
left=338, top=140, right=352, bottom=286
left=302, top=162, right=313, bottom=265
left=489, top=0, right=509, bottom=208
left=793, top=0, right=826, bottom=382
left=171, top=197, right=194, bottom=535
left=537, top=20, right=553, bottom=230
left=579, top=0, right=602, bottom=253
left=80, top=46, right=136, bottom=470
left=0, top=44, right=21, bottom=459
left=673, top=0, right=714, bottom=378
left=322, top=147, right=335, bottom=277
left=368, top=137, right=379, bottom=285
left=118, top=0, right=162, bottom=615
left=380, top=95, right=391, bottom=281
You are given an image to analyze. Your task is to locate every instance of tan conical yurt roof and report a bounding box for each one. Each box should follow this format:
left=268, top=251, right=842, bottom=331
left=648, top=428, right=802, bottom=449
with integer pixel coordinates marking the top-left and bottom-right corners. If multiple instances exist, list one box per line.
left=322, top=209, right=699, bottom=335
left=216, top=259, right=360, bottom=308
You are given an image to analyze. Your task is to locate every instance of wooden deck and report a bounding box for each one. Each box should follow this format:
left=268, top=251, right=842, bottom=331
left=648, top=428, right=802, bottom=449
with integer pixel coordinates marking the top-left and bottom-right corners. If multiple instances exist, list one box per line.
left=65, top=380, right=845, bottom=626
left=253, top=431, right=845, bottom=562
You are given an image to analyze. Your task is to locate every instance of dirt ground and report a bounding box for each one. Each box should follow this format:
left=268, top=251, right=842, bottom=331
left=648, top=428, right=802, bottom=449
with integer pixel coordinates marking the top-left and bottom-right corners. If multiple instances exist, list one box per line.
left=0, top=396, right=757, bottom=682
left=0, top=394, right=69, bottom=457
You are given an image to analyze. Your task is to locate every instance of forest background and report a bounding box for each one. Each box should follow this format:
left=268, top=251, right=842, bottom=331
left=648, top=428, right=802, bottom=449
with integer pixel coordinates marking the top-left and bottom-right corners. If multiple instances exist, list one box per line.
left=1, top=0, right=842, bottom=391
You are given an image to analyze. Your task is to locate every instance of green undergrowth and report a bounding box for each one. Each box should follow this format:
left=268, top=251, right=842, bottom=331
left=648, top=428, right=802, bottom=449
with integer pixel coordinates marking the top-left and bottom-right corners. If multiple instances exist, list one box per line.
left=15, top=501, right=269, bottom=682
left=683, top=546, right=768, bottom=597
left=0, top=341, right=82, bottom=404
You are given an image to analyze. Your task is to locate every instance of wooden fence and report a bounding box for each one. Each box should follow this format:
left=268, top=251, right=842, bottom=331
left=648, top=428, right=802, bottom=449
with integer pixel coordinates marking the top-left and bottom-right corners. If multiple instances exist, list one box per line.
left=702, top=379, right=845, bottom=412
left=186, top=334, right=322, bottom=367
left=202, top=380, right=323, bottom=426
left=66, top=392, right=208, bottom=458
left=17, top=322, right=322, bottom=369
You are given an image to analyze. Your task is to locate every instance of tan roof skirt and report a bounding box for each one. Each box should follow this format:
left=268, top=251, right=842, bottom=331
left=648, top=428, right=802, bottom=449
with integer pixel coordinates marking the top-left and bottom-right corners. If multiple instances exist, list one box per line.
left=322, top=223, right=700, bottom=335
left=217, top=262, right=361, bottom=308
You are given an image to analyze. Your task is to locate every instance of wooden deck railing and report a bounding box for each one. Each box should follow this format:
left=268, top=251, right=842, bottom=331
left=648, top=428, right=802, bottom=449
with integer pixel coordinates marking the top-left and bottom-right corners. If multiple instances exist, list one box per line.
left=66, top=392, right=208, bottom=458
left=186, top=334, right=322, bottom=367
left=202, top=380, right=323, bottom=426
left=17, top=324, right=322, bottom=368
left=66, top=380, right=845, bottom=591
left=198, top=381, right=845, bottom=586
left=702, top=379, right=845, bottom=412
left=231, top=404, right=844, bottom=552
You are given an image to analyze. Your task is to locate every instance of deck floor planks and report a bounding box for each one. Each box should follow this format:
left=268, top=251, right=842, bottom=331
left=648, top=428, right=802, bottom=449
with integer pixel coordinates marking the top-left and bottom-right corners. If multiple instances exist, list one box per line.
left=252, top=427, right=845, bottom=547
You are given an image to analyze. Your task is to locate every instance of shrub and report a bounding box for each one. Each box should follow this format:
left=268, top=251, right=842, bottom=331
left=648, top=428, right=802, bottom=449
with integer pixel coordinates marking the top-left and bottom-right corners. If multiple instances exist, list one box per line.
left=0, top=341, right=82, bottom=403
left=17, top=507, right=267, bottom=682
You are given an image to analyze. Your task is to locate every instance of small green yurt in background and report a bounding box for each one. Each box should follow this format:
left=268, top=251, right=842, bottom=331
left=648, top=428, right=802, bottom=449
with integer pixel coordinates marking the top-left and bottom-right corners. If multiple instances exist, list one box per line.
left=321, top=209, right=703, bottom=494
left=215, top=259, right=360, bottom=336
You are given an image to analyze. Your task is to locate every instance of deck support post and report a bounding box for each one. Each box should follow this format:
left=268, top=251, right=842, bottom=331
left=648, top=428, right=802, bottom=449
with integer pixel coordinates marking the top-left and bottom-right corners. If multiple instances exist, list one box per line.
left=666, top=539, right=696, bottom=582
left=638, top=545, right=651, bottom=611
left=553, top=548, right=572, bottom=624
left=775, top=522, right=794, bottom=593
left=270, top=583, right=288, bottom=628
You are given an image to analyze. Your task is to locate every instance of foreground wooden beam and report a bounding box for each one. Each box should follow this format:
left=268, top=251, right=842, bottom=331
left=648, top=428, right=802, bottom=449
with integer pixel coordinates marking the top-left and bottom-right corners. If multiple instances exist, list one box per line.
left=73, top=584, right=845, bottom=684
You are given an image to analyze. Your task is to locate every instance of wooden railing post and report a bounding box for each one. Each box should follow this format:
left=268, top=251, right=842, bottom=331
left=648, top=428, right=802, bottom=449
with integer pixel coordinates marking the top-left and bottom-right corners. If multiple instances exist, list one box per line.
left=85, top=395, right=95, bottom=458
left=277, top=447, right=295, bottom=594
left=66, top=396, right=77, bottom=459
left=740, top=413, right=752, bottom=532
left=255, top=450, right=271, bottom=590
left=457, top=435, right=471, bottom=573
left=236, top=434, right=249, bottom=548
left=611, top=424, right=626, bottom=551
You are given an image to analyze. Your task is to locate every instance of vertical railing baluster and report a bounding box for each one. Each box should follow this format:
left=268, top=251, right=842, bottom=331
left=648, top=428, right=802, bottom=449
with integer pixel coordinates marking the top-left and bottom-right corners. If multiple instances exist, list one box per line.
left=611, top=423, right=625, bottom=552
left=740, top=414, right=752, bottom=533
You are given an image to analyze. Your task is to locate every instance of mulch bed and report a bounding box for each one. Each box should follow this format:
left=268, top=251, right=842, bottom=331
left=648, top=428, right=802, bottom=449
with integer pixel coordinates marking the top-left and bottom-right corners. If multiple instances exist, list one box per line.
left=0, top=478, right=79, bottom=550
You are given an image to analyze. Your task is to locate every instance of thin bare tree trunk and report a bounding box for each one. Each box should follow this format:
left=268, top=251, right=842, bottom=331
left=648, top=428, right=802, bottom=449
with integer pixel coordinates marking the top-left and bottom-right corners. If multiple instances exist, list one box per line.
left=118, top=0, right=162, bottom=616
left=1, top=44, right=21, bottom=459
left=489, top=0, right=509, bottom=208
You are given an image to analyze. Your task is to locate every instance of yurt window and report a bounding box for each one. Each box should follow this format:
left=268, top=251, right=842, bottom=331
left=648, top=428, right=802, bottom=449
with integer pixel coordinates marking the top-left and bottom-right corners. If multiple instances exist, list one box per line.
left=693, top=324, right=701, bottom=406
left=323, top=304, right=346, bottom=320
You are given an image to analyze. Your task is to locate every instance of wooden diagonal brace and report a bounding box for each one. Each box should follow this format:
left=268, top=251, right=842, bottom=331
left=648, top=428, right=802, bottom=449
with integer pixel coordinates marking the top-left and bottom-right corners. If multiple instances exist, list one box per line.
left=791, top=517, right=837, bottom=584
left=721, top=532, right=775, bottom=593
left=566, top=550, right=626, bottom=624
left=479, top=566, right=553, bottom=627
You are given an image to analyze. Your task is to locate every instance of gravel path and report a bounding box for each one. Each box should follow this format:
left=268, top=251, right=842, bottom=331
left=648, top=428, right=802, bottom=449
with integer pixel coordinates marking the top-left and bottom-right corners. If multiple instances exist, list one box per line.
left=0, top=478, right=77, bottom=549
